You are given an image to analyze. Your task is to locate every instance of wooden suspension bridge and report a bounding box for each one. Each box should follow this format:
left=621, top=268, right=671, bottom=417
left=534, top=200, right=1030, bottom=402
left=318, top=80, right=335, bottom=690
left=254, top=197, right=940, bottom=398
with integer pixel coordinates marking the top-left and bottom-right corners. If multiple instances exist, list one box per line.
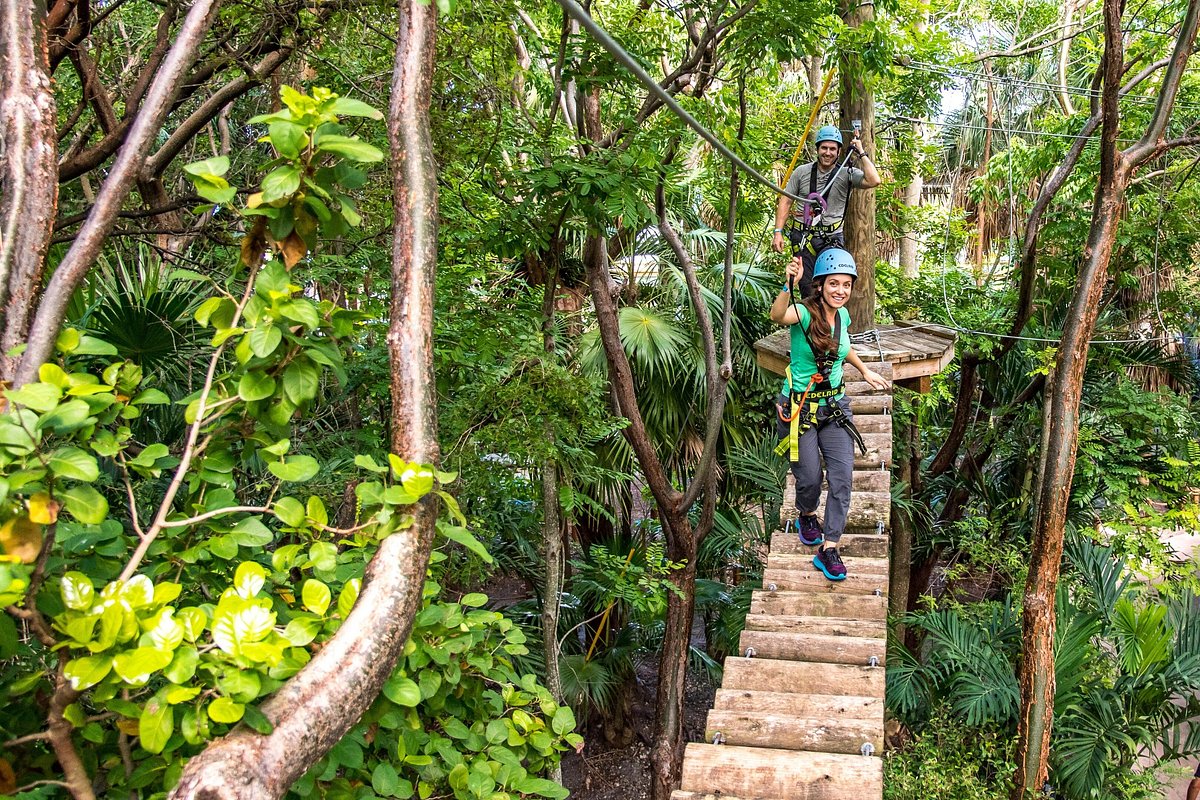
left=672, top=323, right=955, bottom=800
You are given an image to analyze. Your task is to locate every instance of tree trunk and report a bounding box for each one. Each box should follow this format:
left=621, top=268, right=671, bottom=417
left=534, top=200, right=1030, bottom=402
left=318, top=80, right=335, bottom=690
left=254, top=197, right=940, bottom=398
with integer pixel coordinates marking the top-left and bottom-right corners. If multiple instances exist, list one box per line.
left=0, top=0, right=58, bottom=380
left=540, top=268, right=565, bottom=785
left=169, top=2, right=441, bottom=797
left=1010, top=0, right=1200, bottom=794
left=839, top=0, right=877, bottom=332
left=899, top=153, right=922, bottom=279
left=650, top=523, right=698, bottom=800
left=974, top=69, right=993, bottom=284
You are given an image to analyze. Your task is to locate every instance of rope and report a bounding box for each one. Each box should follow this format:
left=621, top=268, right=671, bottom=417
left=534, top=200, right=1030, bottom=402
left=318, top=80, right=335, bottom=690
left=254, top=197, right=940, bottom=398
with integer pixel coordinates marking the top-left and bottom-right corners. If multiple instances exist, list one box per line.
left=553, top=0, right=815, bottom=204
left=781, top=67, right=838, bottom=188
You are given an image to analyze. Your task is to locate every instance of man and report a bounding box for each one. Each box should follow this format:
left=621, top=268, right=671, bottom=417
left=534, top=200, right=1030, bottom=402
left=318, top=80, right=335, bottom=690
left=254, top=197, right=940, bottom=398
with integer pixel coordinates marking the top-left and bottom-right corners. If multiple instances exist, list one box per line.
left=771, top=125, right=881, bottom=297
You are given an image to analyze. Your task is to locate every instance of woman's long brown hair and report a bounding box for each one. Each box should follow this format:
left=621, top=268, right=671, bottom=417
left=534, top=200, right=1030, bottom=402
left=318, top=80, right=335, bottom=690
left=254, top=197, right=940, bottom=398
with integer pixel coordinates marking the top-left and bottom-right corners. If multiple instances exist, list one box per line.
left=800, top=276, right=853, bottom=355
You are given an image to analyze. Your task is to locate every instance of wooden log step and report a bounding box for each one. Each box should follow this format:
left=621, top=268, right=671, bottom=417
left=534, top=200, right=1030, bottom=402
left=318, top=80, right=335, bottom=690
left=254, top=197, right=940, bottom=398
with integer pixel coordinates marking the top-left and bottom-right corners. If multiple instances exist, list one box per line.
left=722, top=657, right=885, bottom=698
left=841, top=379, right=891, bottom=397
left=855, top=434, right=892, bottom=469
left=705, top=710, right=884, bottom=756
left=714, top=689, right=884, bottom=721
left=749, top=590, right=887, bottom=619
left=847, top=396, right=890, bottom=415
left=672, top=793, right=783, bottom=800
left=757, top=570, right=889, bottom=595
left=679, top=743, right=882, bottom=799
left=737, top=630, right=884, bottom=666
left=815, top=491, right=891, bottom=528
left=842, top=362, right=894, bottom=382
left=846, top=414, right=892, bottom=435
left=768, top=555, right=889, bottom=575
left=771, top=532, right=889, bottom=559
left=743, top=614, right=887, bottom=639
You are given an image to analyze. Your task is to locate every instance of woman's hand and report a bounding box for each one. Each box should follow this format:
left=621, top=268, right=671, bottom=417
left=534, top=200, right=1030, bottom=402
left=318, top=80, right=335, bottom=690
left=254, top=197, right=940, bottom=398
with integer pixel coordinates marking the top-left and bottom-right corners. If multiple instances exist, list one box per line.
left=861, top=368, right=890, bottom=390
left=784, top=256, right=803, bottom=288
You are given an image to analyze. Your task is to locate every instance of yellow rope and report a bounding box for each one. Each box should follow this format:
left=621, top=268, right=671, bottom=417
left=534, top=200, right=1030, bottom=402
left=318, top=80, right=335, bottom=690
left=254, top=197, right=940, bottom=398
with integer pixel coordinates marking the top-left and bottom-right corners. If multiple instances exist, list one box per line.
left=585, top=547, right=636, bottom=662
left=780, top=66, right=838, bottom=188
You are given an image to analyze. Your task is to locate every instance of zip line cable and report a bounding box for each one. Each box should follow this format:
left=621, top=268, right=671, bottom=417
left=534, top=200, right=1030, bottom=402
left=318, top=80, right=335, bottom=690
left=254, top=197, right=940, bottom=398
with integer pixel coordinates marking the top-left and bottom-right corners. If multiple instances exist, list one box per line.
left=551, top=0, right=816, bottom=205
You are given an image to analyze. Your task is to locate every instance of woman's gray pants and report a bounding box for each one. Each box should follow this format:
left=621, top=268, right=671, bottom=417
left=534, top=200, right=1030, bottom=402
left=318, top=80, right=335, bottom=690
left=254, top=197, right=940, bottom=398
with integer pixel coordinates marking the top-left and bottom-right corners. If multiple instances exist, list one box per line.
left=776, top=395, right=855, bottom=543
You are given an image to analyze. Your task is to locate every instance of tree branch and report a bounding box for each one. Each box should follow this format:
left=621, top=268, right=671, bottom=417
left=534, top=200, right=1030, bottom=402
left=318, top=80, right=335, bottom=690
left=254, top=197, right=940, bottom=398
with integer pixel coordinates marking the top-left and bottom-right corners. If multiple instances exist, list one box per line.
left=13, top=0, right=222, bottom=388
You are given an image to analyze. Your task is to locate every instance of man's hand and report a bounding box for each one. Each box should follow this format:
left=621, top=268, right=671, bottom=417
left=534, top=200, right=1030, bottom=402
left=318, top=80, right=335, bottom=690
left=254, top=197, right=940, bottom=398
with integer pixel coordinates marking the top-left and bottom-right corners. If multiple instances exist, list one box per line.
left=772, top=231, right=786, bottom=253
left=850, top=131, right=866, bottom=157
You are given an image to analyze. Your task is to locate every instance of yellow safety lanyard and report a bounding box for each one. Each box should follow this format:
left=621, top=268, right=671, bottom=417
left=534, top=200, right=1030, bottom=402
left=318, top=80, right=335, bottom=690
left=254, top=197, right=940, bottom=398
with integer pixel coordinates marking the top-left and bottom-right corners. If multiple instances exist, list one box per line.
left=774, top=366, right=843, bottom=462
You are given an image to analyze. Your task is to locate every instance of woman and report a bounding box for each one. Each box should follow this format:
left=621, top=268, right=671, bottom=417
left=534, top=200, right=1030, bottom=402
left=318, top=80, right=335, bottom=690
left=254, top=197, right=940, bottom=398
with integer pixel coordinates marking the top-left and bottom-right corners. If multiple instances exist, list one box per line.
left=769, top=248, right=889, bottom=581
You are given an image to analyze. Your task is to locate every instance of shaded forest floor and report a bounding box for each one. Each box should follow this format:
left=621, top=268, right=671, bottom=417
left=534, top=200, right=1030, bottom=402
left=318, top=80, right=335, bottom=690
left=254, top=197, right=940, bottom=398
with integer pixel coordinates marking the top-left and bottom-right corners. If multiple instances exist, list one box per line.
left=559, top=658, right=716, bottom=800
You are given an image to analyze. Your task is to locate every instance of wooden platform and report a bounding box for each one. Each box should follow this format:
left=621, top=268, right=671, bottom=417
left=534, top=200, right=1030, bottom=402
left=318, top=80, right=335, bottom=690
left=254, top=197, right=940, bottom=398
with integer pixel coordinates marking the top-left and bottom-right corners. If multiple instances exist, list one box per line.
left=674, top=364, right=894, bottom=800
left=754, top=320, right=955, bottom=382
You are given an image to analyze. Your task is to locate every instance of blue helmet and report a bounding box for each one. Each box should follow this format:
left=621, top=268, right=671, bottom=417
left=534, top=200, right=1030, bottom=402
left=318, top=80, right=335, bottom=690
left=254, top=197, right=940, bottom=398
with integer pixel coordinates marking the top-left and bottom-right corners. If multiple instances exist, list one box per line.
left=813, top=248, right=858, bottom=279
left=815, top=125, right=843, bottom=146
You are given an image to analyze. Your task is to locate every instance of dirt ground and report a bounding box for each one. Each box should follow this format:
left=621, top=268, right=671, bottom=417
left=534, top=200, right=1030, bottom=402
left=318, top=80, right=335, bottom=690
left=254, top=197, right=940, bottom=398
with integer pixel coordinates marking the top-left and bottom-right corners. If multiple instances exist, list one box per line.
left=559, top=658, right=716, bottom=800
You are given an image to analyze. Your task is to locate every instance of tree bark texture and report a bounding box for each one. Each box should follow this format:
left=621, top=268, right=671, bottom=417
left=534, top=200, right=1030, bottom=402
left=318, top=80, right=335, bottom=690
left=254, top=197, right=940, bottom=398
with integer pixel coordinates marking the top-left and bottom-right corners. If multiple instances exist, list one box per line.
left=0, top=0, right=58, bottom=382
left=1010, top=0, right=1200, bottom=795
left=540, top=270, right=565, bottom=785
left=169, top=2, right=440, bottom=797
left=838, top=0, right=877, bottom=332
left=13, top=0, right=223, bottom=388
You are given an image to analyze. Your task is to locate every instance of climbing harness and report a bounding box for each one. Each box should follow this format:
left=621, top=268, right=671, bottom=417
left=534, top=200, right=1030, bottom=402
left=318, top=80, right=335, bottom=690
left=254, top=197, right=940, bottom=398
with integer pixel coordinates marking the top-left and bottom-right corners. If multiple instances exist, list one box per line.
left=785, top=121, right=863, bottom=263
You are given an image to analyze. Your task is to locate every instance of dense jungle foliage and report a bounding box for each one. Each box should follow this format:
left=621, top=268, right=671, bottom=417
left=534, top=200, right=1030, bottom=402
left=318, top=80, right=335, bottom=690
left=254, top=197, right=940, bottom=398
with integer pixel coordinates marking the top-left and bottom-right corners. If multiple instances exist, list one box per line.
left=1, top=0, right=1199, bottom=798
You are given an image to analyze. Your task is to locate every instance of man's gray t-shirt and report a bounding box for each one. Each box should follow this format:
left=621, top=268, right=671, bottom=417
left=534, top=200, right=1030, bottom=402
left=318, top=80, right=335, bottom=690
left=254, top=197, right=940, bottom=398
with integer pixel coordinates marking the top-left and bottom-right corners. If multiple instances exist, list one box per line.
left=784, top=162, right=866, bottom=226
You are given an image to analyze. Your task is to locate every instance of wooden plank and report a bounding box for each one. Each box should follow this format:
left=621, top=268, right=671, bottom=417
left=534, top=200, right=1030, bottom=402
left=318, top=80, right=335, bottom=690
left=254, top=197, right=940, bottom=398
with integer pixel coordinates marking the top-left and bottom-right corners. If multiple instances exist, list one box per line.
left=743, top=613, right=887, bottom=639
left=894, top=319, right=957, bottom=342
left=679, top=744, right=882, bottom=799
left=768, top=555, right=889, bottom=575
left=782, top=485, right=892, bottom=528
left=758, top=570, right=889, bottom=595
left=737, top=630, right=884, bottom=666
left=705, top=711, right=884, bottom=756
left=673, top=794, right=781, bottom=800
left=749, top=591, right=886, bottom=619
left=847, top=396, right=890, bottom=415
left=771, top=532, right=889, bottom=559
left=722, top=658, right=886, bottom=698
left=891, top=347, right=955, bottom=382
left=845, top=414, right=891, bottom=434
left=714, top=689, right=884, bottom=721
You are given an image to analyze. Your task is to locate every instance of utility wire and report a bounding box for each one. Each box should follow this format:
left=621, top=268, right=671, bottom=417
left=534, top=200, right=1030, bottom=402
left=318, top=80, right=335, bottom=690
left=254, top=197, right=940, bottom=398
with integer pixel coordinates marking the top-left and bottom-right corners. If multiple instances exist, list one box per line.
left=551, top=0, right=816, bottom=205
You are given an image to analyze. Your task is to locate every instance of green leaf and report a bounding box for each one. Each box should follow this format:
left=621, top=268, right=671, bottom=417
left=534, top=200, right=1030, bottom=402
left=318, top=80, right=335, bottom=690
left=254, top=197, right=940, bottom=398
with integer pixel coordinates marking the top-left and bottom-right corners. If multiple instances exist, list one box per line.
left=551, top=706, right=576, bottom=735
left=268, top=455, right=319, bottom=482
left=372, top=762, right=402, bottom=796
left=437, top=524, right=494, bottom=564
left=282, top=359, right=319, bottom=404
left=337, top=578, right=360, bottom=618
left=230, top=516, right=274, bottom=547
left=164, top=646, right=199, bottom=684
left=208, top=697, right=245, bottom=724
left=308, top=541, right=337, bottom=573
left=61, top=484, right=109, bottom=524
left=61, top=571, right=95, bottom=611
left=315, top=134, right=384, bottom=162
left=383, top=676, right=421, bottom=707
left=233, top=562, right=268, bottom=599
left=49, top=447, right=100, bottom=482
left=74, top=335, right=119, bottom=355
left=112, top=646, right=173, bottom=684
left=241, top=703, right=275, bottom=734
left=301, top=579, right=331, bottom=615
left=37, top=399, right=93, bottom=433
left=8, top=383, right=61, bottom=412
left=268, top=120, right=307, bottom=158
left=279, top=300, right=321, bottom=330
left=273, top=496, right=306, bottom=527
left=248, top=326, right=283, bottom=358
left=194, top=176, right=237, bottom=205
left=183, top=156, right=231, bottom=178
left=131, top=389, right=170, bottom=405
left=399, top=465, right=434, bottom=497
left=139, top=697, right=174, bottom=754
left=306, top=496, right=328, bottom=527
left=238, top=371, right=276, bottom=402
left=354, top=454, right=388, bottom=473
left=330, top=97, right=383, bottom=120
left=261, top=166, right=302, bottom=203
left=64, top=654, right=112, bottom=690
